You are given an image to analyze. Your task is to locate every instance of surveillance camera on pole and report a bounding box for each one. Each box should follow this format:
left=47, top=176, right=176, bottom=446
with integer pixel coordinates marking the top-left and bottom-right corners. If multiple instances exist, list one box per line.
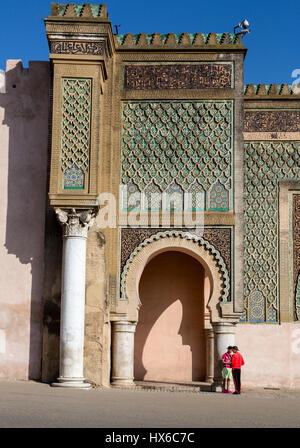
left=234, top=19, right=250, bottom=36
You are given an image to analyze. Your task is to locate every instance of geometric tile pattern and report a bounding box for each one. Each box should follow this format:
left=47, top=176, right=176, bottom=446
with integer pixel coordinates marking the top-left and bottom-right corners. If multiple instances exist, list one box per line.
left=242, top=141, right=300, bottom=323
left=61, top=78, right=92, bottom=190
left=121, top=101, right=233, bottom=211
left=209, top=181, right=229, bottom=211
left=248, top=290, right=265, bottom=323
left=63, top=164, right=85, bottom=190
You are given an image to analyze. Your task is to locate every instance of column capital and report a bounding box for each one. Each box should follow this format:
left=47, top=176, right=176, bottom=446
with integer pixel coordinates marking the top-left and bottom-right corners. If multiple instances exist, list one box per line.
left=212, top=321, right=237, bottom=333
left=55, top=207, right=98, bottom=238
left=204, top=327, right=214, bottom=337
left=112, top=321, right=137, bottom=333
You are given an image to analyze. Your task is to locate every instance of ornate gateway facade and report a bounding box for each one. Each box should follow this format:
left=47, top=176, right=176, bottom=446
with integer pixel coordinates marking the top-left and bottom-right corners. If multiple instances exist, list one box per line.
left=0, top=3, right=299, bottom=389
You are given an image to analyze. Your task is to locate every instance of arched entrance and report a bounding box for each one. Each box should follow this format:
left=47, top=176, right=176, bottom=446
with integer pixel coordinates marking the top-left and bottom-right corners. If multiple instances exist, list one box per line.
left=111, top=231, right=239, bottom=389
left=134, top=250, right=207, bottom=382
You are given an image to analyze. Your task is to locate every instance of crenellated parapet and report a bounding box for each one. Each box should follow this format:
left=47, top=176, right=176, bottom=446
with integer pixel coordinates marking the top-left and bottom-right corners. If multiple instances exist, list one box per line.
left=115, top=32, right=245, bottom=49
left=243, top=83, right=300, bottom=134
left=50, top=3, right=109, bottom=19
left=244, top=83, right=300, bottom=98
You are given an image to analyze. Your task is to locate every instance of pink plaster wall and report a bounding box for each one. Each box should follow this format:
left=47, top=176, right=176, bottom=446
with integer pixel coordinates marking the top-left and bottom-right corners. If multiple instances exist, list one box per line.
left=236, top=323, right=300, bottom=389
left=0, top=60, right=49, bottom=380
left=134, top=251, right=206, bottom=382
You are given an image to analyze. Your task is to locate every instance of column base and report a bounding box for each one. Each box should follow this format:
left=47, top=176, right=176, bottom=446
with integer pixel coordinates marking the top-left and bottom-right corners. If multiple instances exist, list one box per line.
left=111, top=378, right=135, bottom=388
left=51, top=377, right=92, bottom=389
left=211, top=382, right=223, bottom=393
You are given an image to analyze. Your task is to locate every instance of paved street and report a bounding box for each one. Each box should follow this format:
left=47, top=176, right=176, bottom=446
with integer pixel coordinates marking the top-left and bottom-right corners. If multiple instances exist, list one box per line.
left=0, top=381, right=299, bottom=428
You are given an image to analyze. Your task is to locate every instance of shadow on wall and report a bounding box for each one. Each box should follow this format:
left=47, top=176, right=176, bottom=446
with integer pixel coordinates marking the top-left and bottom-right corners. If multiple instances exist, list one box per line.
left=134, top=251, right=206, bottom=383
left=0, top=61, right=50, bottom=380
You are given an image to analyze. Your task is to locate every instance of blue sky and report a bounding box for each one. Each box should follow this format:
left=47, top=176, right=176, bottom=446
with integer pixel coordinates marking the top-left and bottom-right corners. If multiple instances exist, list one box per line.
left=0, top=0, right=299, bottom=84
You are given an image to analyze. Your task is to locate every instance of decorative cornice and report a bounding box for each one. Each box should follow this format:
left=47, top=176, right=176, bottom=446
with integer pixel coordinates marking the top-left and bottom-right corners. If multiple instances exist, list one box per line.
left=50, top=3, right=108, bottom=19
left=120, top=230, right=230, bottom=303
left=244, top=83, right=300, bottom=97
left=55, top=207, right=97, bottom=238
left=115, top=32, right=245, bottom=48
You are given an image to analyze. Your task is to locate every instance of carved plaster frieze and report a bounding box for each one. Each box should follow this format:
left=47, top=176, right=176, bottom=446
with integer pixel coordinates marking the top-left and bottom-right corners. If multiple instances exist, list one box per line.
left=120, top=230, right=230, bottom=304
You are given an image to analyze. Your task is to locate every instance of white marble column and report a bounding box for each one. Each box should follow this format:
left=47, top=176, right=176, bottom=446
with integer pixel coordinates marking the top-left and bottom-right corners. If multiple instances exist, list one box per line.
left=204, top=328, right=214, bottom=384
left=212, top=322, right=236, bottom=389
left=111, top=321, right=137, bottom=387
left=52, top=208, right=95, bottom=389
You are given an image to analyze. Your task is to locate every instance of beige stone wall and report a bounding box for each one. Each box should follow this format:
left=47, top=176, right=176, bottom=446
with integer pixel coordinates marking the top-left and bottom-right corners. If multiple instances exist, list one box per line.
left=236, top=323, right=300, bottom=388
left=0, top=60, right=49, bottom=380
left=84, top=224, right=109, bottom=386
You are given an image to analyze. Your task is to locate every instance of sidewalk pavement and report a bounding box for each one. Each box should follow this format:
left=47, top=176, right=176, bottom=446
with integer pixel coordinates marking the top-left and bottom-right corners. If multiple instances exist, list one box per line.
left=0, top=380, right=299, bottom=428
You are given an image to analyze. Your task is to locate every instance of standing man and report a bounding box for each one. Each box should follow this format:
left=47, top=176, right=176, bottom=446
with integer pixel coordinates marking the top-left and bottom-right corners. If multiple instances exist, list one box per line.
left=222, top=346, right=233, bottom=393
left=231, top=346, right=245, bottom=395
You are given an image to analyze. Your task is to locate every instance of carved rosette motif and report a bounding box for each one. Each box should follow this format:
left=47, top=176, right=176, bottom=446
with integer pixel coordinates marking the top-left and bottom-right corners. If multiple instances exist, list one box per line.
left=55, top=208, right=96, bottom=238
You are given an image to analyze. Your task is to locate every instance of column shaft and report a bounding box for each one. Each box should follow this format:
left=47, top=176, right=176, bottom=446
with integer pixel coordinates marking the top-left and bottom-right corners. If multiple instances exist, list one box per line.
left=60, top=236, right=87, bottom=379
left=52, top=208, right=95, bottom=389
left=212, top=322, right=236, bottom=388
left=204, top=328, right=214, bottom=383
left=111, top=321, right=136, bottom=387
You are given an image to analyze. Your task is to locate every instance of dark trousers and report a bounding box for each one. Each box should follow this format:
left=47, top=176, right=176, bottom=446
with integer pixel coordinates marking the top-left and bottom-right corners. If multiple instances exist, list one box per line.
left=232, top=369, right=241, bottom=392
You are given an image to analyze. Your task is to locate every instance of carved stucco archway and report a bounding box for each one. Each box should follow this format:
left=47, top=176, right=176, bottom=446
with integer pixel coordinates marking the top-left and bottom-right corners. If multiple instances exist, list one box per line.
left=119, top=230, right=234, bottom=324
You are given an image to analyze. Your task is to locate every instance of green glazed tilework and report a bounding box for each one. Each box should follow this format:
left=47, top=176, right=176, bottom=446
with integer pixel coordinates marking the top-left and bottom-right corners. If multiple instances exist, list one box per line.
left=116, top=33, right=238, bottom=45
left=121, top=101, right=233, bottom=211
left=242, top=141, right=300, bottom=323
left=57, top=4, right=102, bottom=17
left=61, top=78, right=92, bottom=190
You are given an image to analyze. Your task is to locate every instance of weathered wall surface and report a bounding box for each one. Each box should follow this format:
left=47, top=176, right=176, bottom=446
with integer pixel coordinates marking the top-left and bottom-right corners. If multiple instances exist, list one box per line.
left=84, top=224, right=109, bottom=386
left=41, top=208, right=62, bottom=383
left=0, top=60, right=49, bottom=380
left=236, top=323, right=300, bottom=388
left=41, top=217, right=109, bottom=386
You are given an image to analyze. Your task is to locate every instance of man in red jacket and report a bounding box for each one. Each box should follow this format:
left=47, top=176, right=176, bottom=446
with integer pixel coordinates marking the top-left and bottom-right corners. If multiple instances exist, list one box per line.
left=231, top=346, right=245, bottom=395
